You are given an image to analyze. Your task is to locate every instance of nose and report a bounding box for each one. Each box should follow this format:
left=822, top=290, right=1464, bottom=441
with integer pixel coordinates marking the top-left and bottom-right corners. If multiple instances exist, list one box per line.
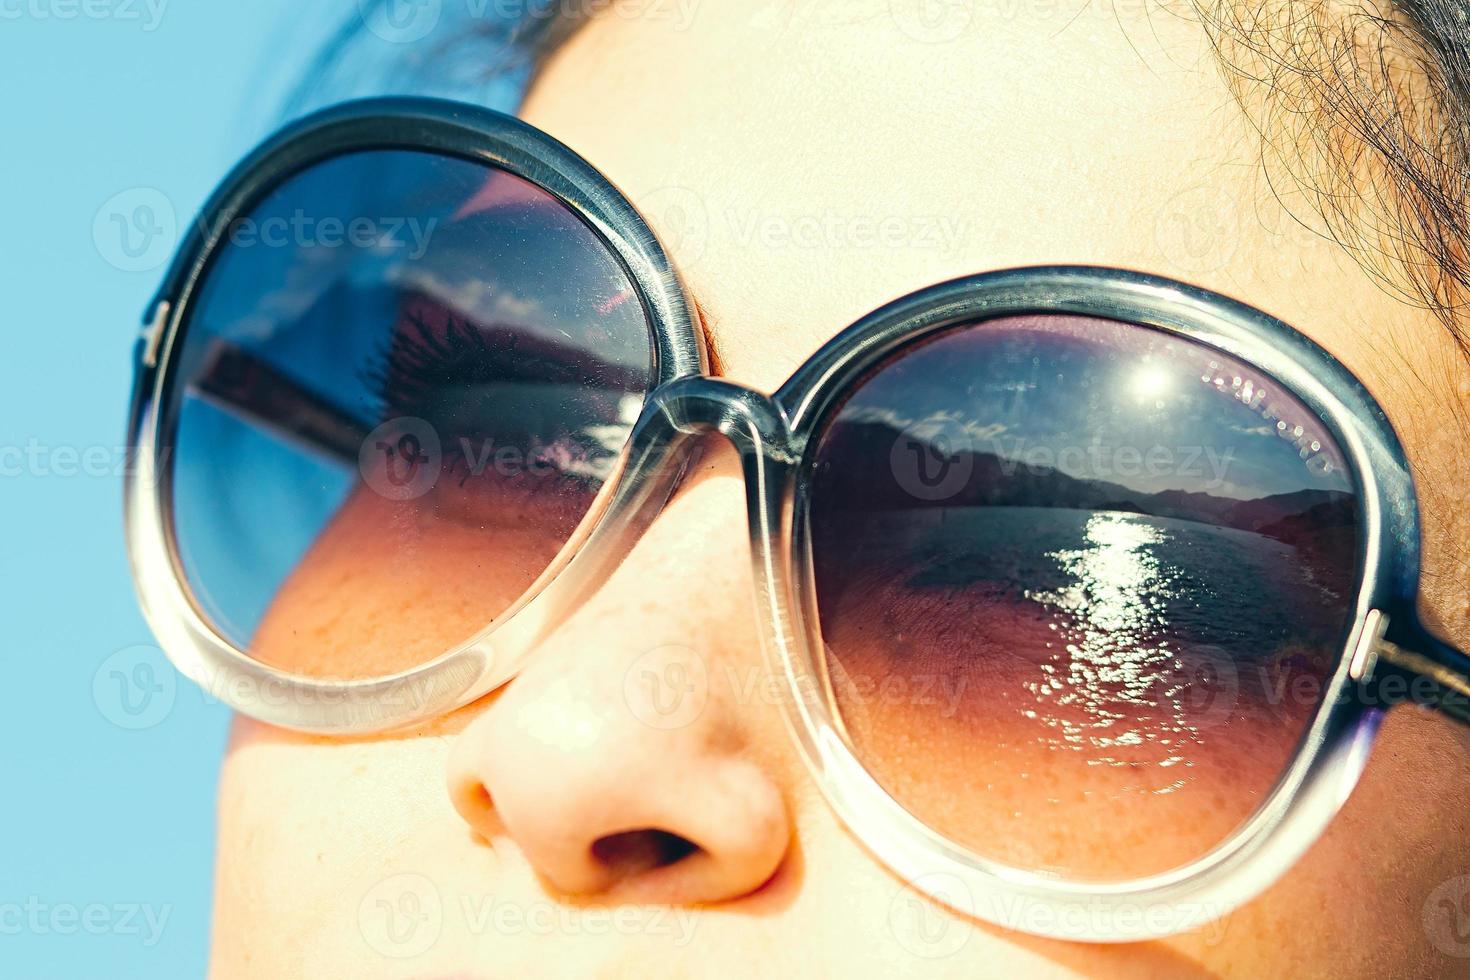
left=445, top=445, right=791, bottom=904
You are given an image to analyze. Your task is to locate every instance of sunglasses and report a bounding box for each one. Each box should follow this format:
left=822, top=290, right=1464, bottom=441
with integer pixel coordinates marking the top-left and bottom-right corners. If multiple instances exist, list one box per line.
left=126, top=97, right=1470, bottom=942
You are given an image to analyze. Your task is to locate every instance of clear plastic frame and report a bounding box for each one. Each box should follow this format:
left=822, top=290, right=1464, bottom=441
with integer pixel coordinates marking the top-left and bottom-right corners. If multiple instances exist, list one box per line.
left=125, top=97, right=1470, bottom=942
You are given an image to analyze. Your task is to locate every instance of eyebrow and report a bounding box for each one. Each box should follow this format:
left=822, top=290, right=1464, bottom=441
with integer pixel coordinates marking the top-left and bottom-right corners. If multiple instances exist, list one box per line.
left=693, top=297, right=727, bottom=377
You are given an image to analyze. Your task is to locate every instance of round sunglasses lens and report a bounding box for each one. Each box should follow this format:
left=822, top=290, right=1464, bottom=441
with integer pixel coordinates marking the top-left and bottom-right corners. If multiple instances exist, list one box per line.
left=806, top=314, right=1359, bottom=880
left=165, top=150, right=654, bottom=678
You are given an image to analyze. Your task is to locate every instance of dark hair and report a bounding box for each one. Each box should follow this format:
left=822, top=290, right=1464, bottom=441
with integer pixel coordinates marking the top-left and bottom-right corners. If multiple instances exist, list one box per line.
left=1195, top=0, right=1469, bottom=348
left=293, top=1, right=1469, bottom=347
left=284, top=4, right=587, bottom=116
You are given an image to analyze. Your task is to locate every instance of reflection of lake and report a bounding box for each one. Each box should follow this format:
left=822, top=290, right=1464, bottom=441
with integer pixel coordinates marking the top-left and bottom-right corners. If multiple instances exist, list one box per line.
left=836, top=506, right=1342, bottom=773
left=1024, top=513, right=1217, bottom=775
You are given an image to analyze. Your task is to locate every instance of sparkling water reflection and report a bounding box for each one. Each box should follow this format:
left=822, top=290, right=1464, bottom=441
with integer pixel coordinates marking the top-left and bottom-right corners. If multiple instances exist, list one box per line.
left=1025, top=512, right=1211, bottom=783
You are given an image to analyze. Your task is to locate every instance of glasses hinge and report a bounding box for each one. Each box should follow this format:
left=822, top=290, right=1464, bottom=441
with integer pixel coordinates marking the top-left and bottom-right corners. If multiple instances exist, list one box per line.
left=1348, top=608, right=1389, bottom=682
left=140, top=299, right=171, bottom=369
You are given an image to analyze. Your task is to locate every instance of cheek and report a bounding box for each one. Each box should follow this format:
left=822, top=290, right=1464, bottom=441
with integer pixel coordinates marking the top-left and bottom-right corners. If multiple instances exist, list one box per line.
left=1207, top=705, right=1470, bottom=974
left=211, top=720, right=493, bottom=977
left=820, top=569, right=1332, bottom=881
left=251, top=484, right=574, bottom=678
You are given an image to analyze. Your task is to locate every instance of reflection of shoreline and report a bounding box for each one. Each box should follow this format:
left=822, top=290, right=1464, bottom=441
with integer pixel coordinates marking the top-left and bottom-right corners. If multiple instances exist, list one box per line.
left=819, top=418, right=1356, bottom=547
left=817, top=505, right=1351, bottom=655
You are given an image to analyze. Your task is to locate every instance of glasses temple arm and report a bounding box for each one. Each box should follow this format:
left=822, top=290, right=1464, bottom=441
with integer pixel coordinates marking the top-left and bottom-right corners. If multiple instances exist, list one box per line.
left=1373, top=614, right=1470, bottom=726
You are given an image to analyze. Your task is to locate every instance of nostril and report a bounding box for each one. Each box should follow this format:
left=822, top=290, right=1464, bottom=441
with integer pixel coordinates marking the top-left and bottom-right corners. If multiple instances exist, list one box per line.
left=591, top=829, right=701, bottom=878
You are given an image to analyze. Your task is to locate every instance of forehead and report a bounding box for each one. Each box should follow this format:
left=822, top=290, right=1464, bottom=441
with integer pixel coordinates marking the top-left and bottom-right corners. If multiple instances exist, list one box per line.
left=516, top=0, right=1470, bottom=642
left=518, top=0, right=1426, bottom=392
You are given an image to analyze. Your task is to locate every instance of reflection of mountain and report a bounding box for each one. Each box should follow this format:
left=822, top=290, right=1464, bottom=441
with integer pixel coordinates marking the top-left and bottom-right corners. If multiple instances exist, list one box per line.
left=816, top=420, right=1356, bottom=549
left=1256, top=498, right=1357, bottom=591
left=1224, top=490, right=1351, bottom=533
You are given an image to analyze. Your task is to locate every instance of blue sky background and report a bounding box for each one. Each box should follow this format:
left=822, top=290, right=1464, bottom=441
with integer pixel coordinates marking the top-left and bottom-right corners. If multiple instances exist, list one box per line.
left=0, top=4, right=337, bottom=975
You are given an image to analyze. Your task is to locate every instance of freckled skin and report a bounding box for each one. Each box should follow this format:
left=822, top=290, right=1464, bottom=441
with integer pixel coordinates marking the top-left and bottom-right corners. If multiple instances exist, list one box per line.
left=252, top=481, right=587, bottom=678
left=210, top=3, right=1470, bottom=977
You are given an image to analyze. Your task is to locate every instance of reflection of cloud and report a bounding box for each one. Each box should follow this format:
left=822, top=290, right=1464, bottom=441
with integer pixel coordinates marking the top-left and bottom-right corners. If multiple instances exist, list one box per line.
left=843, top=405, right=906, bottom=426
left=843, top=405, right=1007, bottom=444
left=223, top=255, right=340, bottom=344
left=1231, top=424, right=1276, bottom=438
left=565, top=394, right=643, bottom=482
left=387, top=266, right=544, bottom=327
left=960, top=420, right=1008, bottom=442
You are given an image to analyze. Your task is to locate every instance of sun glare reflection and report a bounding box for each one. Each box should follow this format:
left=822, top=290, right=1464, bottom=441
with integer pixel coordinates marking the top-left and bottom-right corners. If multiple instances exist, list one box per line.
left=1128, top=363, right=1174, bottom=406
left=1024, top=512, right=1203, bottom=788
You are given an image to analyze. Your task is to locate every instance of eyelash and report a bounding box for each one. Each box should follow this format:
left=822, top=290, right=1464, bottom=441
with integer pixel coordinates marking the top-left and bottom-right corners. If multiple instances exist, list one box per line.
left=358, top=305, right=609, bottom=490
left=361, top=308, right=570, bottom=422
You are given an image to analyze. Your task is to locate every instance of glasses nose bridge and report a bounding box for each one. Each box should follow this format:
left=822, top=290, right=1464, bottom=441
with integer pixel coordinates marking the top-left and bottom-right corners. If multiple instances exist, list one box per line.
left=644, top=374, right=800, bottom=466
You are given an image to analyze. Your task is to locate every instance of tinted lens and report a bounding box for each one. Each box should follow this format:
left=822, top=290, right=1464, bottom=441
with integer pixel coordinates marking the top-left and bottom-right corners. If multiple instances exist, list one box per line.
left=166, top=150, right=653, bottom=678
left=807, top=314, right=1358, bottom=880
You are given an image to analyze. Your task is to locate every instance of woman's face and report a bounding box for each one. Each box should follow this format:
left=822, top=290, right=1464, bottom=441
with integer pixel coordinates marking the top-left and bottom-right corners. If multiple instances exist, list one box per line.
left=211, top=3, right=1470, bottom=976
